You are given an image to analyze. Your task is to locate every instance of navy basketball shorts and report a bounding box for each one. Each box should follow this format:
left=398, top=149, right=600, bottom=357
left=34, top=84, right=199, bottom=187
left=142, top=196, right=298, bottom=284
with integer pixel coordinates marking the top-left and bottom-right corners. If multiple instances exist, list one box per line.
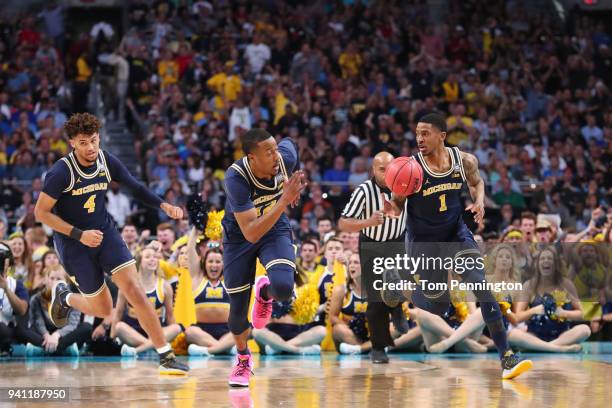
left=54, top=226, right=135, bottom=296
left=222, top=230, right=296, bottom=296
left=405, top=221, right=481, bottom=316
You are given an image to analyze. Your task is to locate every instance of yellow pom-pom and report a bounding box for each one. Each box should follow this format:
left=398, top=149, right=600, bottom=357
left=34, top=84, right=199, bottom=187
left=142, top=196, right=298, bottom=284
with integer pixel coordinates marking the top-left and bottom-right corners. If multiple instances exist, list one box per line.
left=205, top=210, right=225, bottom=241
left=453, top=301, right=469, bottom=322
left=171, top=332, right=188, bottom=356
left=402, top=302, right=411, bottom=319
left=499, top=301, right=511, bottom=315
left=551, top=289, right=569, bottom=307
left=290, top=283, right=320, bottom=325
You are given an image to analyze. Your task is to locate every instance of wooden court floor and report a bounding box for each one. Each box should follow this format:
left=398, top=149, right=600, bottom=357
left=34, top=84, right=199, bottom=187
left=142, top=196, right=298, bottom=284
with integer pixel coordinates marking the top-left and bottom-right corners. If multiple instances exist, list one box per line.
left=0, top=343, right=611, bottom=408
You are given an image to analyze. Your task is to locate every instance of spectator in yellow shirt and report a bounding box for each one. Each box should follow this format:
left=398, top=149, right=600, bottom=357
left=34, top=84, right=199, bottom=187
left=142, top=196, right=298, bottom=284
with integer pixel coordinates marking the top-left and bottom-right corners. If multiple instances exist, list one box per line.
left=273, top=84, right=295, bottom=125
left=50, top=128, right=68, bottom=155
left=158, top=49, right=179, bottom=89
left=446, top=103, right=475, bottom=147
left=72, top=51, right=91, bottom=112
left=441, top=73, right=462, bottom=104
left=206, top=60, right=242, bottom=111
left=339, top=42, right=362, bottom=79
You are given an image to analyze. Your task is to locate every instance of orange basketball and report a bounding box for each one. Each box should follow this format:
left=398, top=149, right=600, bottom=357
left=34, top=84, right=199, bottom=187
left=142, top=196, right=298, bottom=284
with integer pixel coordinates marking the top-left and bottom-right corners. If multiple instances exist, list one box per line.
left=384, top=156, right=423, bottom=197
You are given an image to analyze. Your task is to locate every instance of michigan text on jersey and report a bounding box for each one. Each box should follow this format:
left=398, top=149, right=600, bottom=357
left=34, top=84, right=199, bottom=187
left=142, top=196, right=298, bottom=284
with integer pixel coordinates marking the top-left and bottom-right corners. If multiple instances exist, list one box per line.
left=71, top=182, right=108, bottom=196
left=421, top=182, right=462, bottom=197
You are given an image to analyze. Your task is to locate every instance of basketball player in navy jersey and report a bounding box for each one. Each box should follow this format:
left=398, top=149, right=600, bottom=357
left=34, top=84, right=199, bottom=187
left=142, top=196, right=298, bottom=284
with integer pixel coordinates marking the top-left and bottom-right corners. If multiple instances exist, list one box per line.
left=34, top=113, right=188, bottom=374
left=222, top=128, right=305, bottom=387
left=382, top=113, right=532, bottom=379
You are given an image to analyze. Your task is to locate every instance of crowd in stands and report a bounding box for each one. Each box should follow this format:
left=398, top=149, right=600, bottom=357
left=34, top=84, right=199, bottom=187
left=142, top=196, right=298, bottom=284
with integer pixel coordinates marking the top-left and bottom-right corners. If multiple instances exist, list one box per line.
left=0, top=0, right=611, bottom=357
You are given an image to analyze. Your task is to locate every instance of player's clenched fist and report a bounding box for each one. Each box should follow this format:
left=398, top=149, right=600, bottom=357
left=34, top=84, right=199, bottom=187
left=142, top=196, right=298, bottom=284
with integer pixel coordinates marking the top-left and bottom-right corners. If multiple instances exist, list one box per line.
left=281, top=170, right=307, bottom=206
left=81, top=230, right=104, bottom=247
left=161, top=202, right=184, bottom=219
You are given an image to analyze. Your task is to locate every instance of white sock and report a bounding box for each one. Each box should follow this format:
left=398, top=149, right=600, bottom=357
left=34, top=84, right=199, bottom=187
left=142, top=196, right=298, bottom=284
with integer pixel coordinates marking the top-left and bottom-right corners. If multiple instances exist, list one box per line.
left=340, top=343, right=361, bottom=354
left=188, top=344, right=209, bottom=356
left=265, top=345, right=279, bottom=355
left=299, top=345, right=321, bottom=355
left=65, top=293, right=73, bottom=307
left=156, top=344, right=172, bottom=354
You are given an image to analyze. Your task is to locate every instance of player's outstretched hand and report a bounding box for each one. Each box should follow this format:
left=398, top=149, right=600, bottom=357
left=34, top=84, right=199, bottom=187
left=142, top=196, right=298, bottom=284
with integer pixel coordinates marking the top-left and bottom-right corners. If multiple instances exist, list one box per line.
left=381, top=194, right=401, bottom=218
left=466, top=201, right=485, bottom=225
left=161, top=202, right=184, bottom=220
left=81, top=230, right=103, bottom=247
left=281, top=170, right=307, bottom=207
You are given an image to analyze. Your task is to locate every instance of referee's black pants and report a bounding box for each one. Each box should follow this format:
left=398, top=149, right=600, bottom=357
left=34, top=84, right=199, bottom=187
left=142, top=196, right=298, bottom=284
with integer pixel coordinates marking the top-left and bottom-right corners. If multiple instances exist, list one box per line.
left=359, top=234, right=404, bottom=350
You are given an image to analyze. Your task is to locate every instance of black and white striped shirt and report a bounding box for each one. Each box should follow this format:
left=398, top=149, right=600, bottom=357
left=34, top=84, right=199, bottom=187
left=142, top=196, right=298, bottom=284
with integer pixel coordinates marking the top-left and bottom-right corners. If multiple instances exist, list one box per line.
left=341, top=179, right=407, bottom=241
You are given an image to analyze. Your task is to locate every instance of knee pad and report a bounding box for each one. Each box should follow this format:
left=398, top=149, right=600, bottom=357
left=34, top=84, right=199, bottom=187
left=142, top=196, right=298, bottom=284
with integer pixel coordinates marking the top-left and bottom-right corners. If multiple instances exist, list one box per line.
left=265, top=261, right=295, bottom=302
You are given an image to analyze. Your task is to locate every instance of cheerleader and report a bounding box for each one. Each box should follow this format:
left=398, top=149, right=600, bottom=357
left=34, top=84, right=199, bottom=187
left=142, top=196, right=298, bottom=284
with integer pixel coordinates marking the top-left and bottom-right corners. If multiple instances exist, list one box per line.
left=185, top=227, right=235, bottom=356
left=413, top=293, right=486, bottom=353
left=428, top=244, right=584, bottom=353
left=514, top=246, right=590, bottom=351
left=113, top=244, right=182, bottom=356
left=310, top=237, right=346, bottom=325
left=330, top=252, right=372, bottom=354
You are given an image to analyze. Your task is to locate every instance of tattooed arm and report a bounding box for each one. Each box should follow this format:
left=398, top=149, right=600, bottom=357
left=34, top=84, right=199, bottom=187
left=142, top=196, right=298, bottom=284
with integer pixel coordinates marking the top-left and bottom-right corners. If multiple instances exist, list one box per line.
left=460, top=151, right=485, bottom=224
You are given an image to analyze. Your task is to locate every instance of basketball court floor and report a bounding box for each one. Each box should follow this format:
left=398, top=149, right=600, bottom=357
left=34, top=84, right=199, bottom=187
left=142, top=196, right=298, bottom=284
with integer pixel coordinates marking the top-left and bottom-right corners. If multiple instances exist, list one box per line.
left=1, top=343, right=610, bottom=407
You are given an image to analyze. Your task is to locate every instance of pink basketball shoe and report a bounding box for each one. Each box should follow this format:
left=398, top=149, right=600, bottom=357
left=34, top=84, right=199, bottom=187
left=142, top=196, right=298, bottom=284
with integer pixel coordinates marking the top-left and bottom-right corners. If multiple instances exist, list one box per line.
left=251, top=276, right=273, bottom=329
left=228, top=354, right=254, bottom=387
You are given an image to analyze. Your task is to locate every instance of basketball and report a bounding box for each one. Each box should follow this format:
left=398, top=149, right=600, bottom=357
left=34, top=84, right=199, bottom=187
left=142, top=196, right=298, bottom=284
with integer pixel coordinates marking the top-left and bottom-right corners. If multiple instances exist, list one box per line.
left=385, top=157, right=424, bottom=196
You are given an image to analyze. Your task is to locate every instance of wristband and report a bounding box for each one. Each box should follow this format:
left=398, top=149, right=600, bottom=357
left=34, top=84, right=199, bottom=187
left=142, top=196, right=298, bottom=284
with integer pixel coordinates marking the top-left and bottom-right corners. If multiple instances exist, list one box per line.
left=69, top=227, right=83, bottom=241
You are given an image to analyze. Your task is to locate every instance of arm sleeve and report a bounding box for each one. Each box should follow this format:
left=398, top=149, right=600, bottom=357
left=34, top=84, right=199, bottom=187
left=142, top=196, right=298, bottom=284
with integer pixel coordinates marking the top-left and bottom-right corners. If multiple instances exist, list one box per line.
left=104, top=151, right=163, bottom=209
left=278, top=138, right=299, bottom=173
left=341, top=186, right=365, bottom=218
left=42, top=160, right=70, bottom=200
left=224, top=171, right=254, bottom=213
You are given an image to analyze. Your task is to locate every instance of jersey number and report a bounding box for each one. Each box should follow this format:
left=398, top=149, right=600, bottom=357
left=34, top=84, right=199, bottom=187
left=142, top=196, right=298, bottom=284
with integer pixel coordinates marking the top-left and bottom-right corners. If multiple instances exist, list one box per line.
left=439, top=194, right=447, bottom=212
left=256, top=200, right=277, bottom=217
left=84, top=195, right=96, bottom=213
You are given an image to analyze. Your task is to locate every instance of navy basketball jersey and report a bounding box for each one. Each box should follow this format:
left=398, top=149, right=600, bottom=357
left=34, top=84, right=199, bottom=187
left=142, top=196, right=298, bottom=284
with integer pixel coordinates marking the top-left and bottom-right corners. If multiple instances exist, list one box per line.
left=43, top=150, right=113, bottom=230
left=222, top=138, right=299, bottom=243
left=406, top=147, right=467, bottom=239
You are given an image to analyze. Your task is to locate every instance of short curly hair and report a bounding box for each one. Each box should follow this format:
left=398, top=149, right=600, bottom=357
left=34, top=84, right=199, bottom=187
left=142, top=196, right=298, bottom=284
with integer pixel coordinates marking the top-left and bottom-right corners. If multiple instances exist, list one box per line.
left=63, top=112, right=101, bottom=139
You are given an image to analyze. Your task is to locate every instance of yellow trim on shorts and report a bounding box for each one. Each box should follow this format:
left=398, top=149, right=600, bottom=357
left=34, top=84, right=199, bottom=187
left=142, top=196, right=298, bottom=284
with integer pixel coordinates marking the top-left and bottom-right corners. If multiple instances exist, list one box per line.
left=225, top=283, right=251, bottom=294
left=81, top=280, right=107, bottom=298
left=110, top=259, right=136, bottom=275
left=264, top=259, right=296, bottom=270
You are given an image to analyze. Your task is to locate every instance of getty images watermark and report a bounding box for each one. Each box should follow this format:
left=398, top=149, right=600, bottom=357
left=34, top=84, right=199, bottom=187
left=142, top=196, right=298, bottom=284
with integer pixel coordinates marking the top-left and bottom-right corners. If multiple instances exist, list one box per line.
left=371, top=253, right=524, bottom=293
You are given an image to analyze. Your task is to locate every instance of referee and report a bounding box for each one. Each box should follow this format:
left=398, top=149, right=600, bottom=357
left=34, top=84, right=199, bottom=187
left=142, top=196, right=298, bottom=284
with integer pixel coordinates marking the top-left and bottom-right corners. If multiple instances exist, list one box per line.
left=338, top=152, right=408, bottom=363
